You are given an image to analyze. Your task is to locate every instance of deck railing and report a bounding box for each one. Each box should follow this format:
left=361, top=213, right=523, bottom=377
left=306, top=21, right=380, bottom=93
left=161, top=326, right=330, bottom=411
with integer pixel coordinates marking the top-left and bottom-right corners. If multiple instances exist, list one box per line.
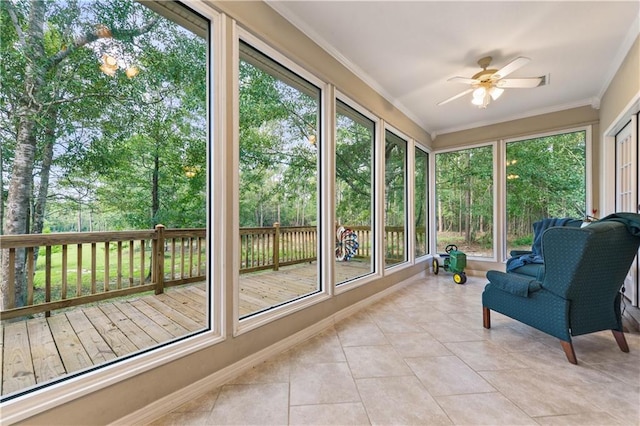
left=0, top=226, right=206, bottom=320
left=1, top=223, right=408, bottom=319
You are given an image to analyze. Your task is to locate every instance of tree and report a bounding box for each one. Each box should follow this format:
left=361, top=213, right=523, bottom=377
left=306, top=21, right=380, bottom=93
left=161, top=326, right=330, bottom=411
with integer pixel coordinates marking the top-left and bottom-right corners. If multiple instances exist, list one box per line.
left=1, top=0, right=159, bottom=309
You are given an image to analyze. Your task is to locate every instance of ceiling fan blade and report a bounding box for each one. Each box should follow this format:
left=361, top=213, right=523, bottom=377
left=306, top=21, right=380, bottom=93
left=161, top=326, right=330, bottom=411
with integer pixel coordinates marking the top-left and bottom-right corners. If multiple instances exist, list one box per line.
left=497, top=77, right=543, bottom=88
left=493, top=56, right=530, bottom=79
left=437, top=88, right=473, bottom=106
left=447, top=76, right=479, bottom=85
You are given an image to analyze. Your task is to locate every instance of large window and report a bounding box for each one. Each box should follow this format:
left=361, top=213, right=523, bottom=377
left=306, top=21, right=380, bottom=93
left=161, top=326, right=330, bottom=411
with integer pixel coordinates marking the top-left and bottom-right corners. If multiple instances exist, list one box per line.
left=238, top=41, right=321, bottom=318
left=335, top=100, right=375, bottom=284
left=384, top=130, right=407, bottom=267
left=0, top=1, right=208, bottom=399
left=414, top=147, right=429, bottom=257
left=435, top=146, right=494, bottom=257
left=506, top=130, right=586, bottom=254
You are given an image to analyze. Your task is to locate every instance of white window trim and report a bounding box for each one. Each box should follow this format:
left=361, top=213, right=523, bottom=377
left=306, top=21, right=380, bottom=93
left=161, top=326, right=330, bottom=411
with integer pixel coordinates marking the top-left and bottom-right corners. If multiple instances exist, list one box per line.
left=432, top=141, right=498, bottom=262
left=382, top=123, right=411, bottom=271
left=334, top=91, right=384, bottom=293
left=413, top=143, right=431, bottom=261
left=502, top=125, right=592, bottom=262
left=234, top=27, right=331, bottom=336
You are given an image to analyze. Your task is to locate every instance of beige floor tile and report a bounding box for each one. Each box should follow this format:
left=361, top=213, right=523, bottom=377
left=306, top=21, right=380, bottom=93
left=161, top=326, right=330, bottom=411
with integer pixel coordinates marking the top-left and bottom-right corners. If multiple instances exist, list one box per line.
left=289, top=362, right=360, bottom=406
left=207, top=383, right=289, bottom=425
left=149, top=274, right=640, bottom=426
left=419, top=320, right=485, bottom=343
left=229, top=353, right=291, bottom=384
left=289, top=402, right=370, bottom=425
left=406, top=355, right=495, bottom=396
left=574, top=381, right=640, bottom=425
left=399, top=305, right=453, bottom=323
left=357, top=376, right=451, bottom=425
left=369, top=311, right=425, bottom=333
left=589, top=358, right=640, bottom=386
left=335, top=317, right=388, bottom=347
left=533, top=411, right=626, bottom=425
left=343, top=345, right=413, bottom=378
left=147, top=410, right=211, bottom=426
left=288, top=327, right=346, bottom=364
left=444, top=340, right=528, bottom=371
left=435, top=392, right=537, bottom=425
left=480, top=368, right=599, bottom=417
left=385, top=332, right=453, bottom=358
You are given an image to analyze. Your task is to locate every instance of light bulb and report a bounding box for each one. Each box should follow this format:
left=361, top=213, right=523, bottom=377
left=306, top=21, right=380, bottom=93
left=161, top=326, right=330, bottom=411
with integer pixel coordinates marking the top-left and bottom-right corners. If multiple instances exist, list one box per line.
left=472, top=87, right=486, bottom=99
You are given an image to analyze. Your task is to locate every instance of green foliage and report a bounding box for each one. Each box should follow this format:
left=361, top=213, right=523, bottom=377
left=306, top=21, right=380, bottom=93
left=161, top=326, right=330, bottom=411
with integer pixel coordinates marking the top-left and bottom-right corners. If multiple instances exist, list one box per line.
left=1, top=0, right=208, bottom=232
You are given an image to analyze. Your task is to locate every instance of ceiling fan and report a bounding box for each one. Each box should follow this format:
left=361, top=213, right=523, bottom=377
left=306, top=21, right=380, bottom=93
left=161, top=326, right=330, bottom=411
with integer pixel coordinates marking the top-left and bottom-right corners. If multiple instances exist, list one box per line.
left=438, top=56, right=546, bottom=108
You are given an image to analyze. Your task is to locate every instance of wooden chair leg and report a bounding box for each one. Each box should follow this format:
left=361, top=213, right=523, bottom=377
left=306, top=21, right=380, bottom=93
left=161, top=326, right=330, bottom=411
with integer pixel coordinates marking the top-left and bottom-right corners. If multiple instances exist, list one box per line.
left=483, top=307, right=491, bottom=329
left=560, top=340, right=577, bottom=364
left=612, top=330, right=629, bottom=352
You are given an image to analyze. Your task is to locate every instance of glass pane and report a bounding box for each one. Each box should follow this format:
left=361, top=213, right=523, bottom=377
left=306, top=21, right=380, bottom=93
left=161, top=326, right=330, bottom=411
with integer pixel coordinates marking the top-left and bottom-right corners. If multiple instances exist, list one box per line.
left=506, top=131, right=586, bottom=255
left=414, top=148, right=429, bottom=257
left=435, top=146, right=493, bottom=257
left=384, top=130, right=407, bottom=267
left=0, top=0, right=208, bottom=399
left=335, top=100, right=375, bottom=284
left=238, top=42, right=321, bottom=318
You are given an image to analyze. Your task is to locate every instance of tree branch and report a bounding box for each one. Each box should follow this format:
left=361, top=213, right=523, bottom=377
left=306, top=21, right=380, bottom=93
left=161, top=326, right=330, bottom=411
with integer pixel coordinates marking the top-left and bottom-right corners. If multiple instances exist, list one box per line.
left=4, top=1, right=26, bottom=48
left=47, top=18, right=160, bottom=70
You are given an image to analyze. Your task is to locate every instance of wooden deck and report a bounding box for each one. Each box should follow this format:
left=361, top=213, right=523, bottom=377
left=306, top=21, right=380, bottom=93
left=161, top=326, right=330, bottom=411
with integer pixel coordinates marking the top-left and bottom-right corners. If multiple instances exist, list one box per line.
left=1, top=260, right=371, bottom=397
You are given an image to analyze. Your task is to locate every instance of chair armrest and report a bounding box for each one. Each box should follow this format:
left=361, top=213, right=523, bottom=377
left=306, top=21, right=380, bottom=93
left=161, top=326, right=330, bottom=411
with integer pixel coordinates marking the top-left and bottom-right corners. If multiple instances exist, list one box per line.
left=509, top=250, right=533, bottom=257
left=486, top=270, right=542, bottom=297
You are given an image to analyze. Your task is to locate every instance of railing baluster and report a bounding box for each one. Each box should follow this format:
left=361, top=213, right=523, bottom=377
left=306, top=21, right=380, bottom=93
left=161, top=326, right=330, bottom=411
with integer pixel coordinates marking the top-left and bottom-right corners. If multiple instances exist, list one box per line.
left=61, top=245, right=67, bottom=299
left=179, top=238, right=185, bottom=278
left=77, top=243, right=83, bottom=296
left=140, top=239, right=146, bottom=285
left=129, top=240, right=134, bottom=287
left=91, top=242, right=97, bottom=294
left=104, top=241, right=110, bottom=291
left=170, top=238, right=176, bottom=279
left=45, top=246, right=52, bottom=317
left=117, top=241, right=122, bottom=289
left=7, top=248, right=15, bottom=309
left=27, top=247, right=34, bottom=305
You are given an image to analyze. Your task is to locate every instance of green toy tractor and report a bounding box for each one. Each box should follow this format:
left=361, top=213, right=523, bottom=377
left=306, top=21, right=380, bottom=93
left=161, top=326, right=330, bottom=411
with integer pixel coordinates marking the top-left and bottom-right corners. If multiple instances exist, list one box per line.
left=432, top=244, right=467, bottom=284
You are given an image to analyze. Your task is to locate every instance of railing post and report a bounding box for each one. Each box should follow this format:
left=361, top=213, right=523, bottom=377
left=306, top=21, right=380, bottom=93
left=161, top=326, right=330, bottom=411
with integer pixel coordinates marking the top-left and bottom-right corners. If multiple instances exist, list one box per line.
left=154, top=224, right=165, bottom=295
left=273, top=222, right=280, bottom=271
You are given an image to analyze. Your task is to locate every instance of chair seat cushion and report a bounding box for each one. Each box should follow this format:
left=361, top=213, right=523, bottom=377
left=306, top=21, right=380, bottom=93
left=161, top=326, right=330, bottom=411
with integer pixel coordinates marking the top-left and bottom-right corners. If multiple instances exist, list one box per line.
left=486, top=270, right=542, bottom=297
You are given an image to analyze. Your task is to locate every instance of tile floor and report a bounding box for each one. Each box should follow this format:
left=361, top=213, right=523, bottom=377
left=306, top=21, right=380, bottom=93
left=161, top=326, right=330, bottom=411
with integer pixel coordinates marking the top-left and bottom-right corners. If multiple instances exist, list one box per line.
left=149, top=274, right=640, bottom=425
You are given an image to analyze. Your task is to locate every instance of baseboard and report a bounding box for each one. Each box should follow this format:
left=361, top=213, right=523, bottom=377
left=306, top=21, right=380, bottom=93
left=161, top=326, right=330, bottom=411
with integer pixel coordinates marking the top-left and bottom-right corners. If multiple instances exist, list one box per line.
left=112, top=275, right=415, bottom=425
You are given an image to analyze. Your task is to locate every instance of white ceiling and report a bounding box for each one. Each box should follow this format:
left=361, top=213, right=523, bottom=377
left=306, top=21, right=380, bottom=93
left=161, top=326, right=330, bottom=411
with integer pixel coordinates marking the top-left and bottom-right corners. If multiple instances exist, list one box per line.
left=267, top=1, right=640, bottom=137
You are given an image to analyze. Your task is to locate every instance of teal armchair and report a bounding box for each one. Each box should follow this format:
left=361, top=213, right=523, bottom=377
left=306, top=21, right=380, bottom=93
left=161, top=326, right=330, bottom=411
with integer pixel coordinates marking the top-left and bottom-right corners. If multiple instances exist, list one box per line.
left=483, top=214, right=640, bottom=364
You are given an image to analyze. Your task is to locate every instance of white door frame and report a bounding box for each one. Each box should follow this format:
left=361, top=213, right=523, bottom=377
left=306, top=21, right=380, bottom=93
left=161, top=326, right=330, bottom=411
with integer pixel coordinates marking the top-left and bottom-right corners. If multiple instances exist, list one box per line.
left=603, top=94, right=640, bottom=307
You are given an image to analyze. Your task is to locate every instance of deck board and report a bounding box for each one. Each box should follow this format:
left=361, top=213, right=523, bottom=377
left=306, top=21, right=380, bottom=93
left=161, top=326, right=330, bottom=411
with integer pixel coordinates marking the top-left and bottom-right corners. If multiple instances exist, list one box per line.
left=65, top=310, right=117, bottom=364
left=25, top=318, right=66, bottom=384
left=2, top=321, right=36, bottom=394
left=47, top=314, right=93, bottom=373
left=1, top=262, right=370, bottom=397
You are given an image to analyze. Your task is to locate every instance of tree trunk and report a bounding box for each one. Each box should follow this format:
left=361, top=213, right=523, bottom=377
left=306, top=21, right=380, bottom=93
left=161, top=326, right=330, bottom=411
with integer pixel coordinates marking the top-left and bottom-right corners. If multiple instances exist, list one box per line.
left=1, top=0, right=46, bottom=310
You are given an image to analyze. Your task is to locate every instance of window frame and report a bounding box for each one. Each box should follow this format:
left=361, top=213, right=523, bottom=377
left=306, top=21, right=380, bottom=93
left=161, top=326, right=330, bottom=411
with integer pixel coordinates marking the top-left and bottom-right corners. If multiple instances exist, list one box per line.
left=501, top=125, right=592, bottom=262
left=333, top=92, right=383, bottom=293
left=383, top=125, right=410, bottom=270
left=1, top=2, right=222, bottom=421
left=234, top=28, right=331, bottom=336
left=432, top=141, right=498, bottom=261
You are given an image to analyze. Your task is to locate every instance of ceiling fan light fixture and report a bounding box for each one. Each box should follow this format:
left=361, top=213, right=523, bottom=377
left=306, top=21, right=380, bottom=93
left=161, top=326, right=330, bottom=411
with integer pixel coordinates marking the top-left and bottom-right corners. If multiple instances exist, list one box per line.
left=472, top=87, right=486, bottom=99
left=490, top=87, right=504, bottom=100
